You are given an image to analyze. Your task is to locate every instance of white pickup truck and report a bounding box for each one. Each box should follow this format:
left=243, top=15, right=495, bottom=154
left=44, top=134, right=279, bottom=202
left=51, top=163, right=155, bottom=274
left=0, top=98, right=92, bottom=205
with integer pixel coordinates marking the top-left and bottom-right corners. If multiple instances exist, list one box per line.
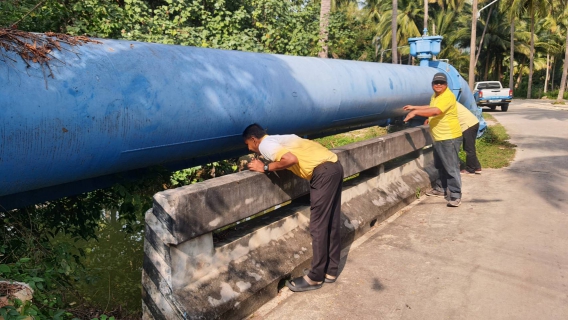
left=473, top=81, right=513, bottom=112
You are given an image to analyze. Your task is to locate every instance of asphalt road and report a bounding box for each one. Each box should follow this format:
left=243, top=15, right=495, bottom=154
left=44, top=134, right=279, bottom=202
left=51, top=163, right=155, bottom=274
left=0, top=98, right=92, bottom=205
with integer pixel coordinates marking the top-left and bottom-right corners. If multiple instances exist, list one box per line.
left=250, top=100, right=568, bottom=320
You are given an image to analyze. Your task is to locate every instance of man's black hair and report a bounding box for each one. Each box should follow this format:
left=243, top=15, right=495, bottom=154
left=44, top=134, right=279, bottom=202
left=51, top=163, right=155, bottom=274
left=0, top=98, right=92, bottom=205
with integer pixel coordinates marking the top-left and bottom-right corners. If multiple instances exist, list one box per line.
left=242, top=123, right=267, bottom=139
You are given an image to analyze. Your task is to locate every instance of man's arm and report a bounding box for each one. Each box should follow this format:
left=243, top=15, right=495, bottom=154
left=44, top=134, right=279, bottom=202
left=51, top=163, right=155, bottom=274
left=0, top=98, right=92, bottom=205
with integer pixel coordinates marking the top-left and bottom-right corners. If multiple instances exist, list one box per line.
left=403, top=105, right=431, bottom=111
left=404, top=107, right=441, bottom=122
left=248, top=152, right=298, bottom=173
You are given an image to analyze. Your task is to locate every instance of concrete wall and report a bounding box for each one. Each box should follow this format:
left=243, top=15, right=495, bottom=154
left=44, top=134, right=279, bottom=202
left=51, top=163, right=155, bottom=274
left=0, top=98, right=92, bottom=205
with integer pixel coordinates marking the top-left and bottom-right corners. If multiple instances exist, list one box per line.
left=142, top=127, right=436, bottom=319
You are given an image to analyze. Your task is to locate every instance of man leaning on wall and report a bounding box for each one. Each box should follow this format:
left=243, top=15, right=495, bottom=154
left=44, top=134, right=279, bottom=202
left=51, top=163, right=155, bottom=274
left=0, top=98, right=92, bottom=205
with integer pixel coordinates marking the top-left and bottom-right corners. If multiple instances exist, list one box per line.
left=243, top=124, right=343, bottom=292
left=402, top=72, right=463, bottom=207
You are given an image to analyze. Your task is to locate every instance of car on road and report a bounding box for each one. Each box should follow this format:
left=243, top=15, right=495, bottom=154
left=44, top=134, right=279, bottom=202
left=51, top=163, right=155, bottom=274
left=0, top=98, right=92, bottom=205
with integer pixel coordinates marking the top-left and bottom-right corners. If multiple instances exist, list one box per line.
left=473, top=81, right=513, bottom=112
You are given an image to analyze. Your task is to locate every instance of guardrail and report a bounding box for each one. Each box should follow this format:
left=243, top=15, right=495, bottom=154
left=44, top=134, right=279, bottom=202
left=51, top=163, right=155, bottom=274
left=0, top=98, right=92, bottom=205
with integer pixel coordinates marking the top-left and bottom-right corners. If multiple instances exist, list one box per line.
left=142, top=126, right=436, bottom=319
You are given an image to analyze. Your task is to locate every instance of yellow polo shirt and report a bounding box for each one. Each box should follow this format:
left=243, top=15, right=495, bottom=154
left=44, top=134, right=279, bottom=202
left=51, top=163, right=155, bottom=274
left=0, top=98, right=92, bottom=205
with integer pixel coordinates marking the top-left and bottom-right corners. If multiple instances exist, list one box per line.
left=259, top=134, right=337, bottom=180
left=428, top=88, right=462, bottom=141
left=456, top=102, right=479, bottom=132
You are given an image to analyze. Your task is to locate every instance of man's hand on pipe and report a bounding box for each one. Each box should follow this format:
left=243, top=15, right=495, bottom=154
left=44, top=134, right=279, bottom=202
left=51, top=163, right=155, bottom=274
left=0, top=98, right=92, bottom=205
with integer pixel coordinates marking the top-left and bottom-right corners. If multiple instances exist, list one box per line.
left=404, top=110, right=417, bottom=122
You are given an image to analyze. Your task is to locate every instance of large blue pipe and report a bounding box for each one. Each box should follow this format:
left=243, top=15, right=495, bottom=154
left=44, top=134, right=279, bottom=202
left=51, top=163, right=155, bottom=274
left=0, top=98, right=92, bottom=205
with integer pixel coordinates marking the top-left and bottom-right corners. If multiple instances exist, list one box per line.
left=0, top=36, right=481, bottom=209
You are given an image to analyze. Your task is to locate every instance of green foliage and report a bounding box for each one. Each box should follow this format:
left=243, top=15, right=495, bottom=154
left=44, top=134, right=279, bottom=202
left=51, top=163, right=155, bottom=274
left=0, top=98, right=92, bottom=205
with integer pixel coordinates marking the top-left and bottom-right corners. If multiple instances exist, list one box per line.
left=0, top=0, right=327, bottom=56
left=90, top=316, right=115, bottom=320
left=0, top=0, right=70, bottom=32
left=327, top=4, right=376, bottom=61
left=170, top=160, right=239, bottom=186
left=316, top=126, right=387, bottom=149
left=544, top=89, right=568, bottom=100
left=0, top=160, right=240, bottom=317
left=0, top=254, right=71, bottom=319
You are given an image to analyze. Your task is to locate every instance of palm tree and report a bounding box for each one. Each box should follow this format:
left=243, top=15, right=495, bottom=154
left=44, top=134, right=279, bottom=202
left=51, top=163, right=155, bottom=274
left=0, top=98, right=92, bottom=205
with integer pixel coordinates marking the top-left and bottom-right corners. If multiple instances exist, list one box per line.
left=503, top=0, right=549, bottom=98
left=319, top=0, right=332, bottom=58
left=475, top=7, right=512, bottom=81
left=506, top=19, right=532, bottom=89
left=509, top=19, right=516, bottom=90
left=373, top=0, right=423, bottom=63
left=538, top=14, right=564, bottom=93
left=557, top=31, right=568, bottom=102
left=554, top=1, right=568, bottom=102
left=392, top=0, right=398, bottom=63
left=431, top=2, right=471, bottom=72
left=500, top=0, right=519, bottom=92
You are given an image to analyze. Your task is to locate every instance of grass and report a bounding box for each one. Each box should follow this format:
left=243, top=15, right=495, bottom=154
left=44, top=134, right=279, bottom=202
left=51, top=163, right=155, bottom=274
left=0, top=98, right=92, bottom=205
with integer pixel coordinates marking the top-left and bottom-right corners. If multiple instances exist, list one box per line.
left=315, top=121, right=516, bottom=169
left=459, top=115, right=516, bottom=169
left=315, top=126, right=388, bottom=149
left=316, top=126, right=388, bottom=182
left=482, top=112, right=496, bottom=121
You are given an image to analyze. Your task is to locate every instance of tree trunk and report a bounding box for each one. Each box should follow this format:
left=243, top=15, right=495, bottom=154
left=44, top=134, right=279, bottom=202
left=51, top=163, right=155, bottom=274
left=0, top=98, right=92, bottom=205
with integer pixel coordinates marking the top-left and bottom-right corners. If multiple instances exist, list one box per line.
left=392, top=0, right=398, bottom=64
left=318, top=0, right=331, bottom=58
left=515, top=60, right=524, bottom=89
left=474, top=5, right=493, bottom=67
left=509, top=19, right=515, bottom=91
left=557, top=27, right=568, bottom=103
left=498, top=57, right=503, bottom=81
left=544, top=52, right=550, bottom=93
left=484, top=52, right=490, bottom=81
left=552, top=57, right=556, bottom=91
left=490, top=55, right=495, bottom=79
left=468, top=0, right=479, bottom=90
left=527, top=4, right=535, bottom=98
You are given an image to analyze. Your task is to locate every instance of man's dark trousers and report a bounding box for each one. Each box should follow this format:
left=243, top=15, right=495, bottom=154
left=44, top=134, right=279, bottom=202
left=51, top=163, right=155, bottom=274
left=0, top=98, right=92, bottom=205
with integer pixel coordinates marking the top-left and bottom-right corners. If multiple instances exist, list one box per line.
left=462, top=123, right=481, bottom=173
left=433, top=137, right=463, bottom=200
left=307, top=161, right=343, bottom=282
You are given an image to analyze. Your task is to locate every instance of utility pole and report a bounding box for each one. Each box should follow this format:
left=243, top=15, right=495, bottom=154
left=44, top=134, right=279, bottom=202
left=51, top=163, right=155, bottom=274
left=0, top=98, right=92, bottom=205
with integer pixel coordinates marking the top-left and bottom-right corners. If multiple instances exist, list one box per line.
left=423, top=0, right=428, bottom=36
left=468, top=0, right=479, bottom=90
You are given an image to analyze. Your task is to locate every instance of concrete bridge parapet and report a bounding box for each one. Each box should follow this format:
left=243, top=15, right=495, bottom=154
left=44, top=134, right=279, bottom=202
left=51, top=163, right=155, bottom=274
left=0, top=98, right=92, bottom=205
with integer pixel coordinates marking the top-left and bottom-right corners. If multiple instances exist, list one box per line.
left=142, top=127, right=437, bottom=319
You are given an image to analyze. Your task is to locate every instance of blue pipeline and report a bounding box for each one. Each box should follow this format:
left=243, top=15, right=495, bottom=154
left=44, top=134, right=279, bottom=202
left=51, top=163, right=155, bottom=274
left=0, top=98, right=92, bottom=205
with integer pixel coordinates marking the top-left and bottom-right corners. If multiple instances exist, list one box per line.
left=0, top=36, right=477, bottom=208
left=0, top=38, right=437, bottom=201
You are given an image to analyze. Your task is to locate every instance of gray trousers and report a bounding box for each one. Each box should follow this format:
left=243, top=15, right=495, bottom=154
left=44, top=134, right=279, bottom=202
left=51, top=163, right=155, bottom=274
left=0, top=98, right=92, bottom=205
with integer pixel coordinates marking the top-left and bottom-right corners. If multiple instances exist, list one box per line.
left=433, top=137, right=463, bottom=200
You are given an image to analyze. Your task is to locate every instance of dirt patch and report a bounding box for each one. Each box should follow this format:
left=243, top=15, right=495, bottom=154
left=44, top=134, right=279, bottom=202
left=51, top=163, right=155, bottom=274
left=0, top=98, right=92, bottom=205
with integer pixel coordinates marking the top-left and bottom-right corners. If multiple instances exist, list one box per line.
left=0, top=281, right=33, bottom=307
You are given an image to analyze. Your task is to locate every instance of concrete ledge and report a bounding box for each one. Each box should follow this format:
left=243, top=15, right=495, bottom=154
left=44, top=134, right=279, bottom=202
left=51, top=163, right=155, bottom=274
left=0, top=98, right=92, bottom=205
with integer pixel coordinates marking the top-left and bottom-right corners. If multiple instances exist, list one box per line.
left=142, top=143, right=436, bottom=319
left=151, top=126, right=432, bottom=245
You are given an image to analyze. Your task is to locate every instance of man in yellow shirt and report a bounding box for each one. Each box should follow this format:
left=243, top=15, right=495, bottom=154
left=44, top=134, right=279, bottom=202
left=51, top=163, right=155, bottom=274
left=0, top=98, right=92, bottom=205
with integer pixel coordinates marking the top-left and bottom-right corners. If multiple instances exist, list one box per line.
left=456, top=103, right=482, bottom=174
left=243, top=123, right=343, bottom=292
left=403, top=72, right=463, bottom=207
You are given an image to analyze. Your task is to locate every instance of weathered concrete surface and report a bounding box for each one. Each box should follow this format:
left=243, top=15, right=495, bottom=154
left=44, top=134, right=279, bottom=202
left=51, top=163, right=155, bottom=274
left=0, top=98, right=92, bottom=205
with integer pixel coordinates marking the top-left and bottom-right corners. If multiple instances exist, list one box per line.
left=143, top=127, right=436, bottom=320
left=251, top=100, right=568, bottom=320
left=152, top=127, right=432, bottom=245
left=144, top=153, right=436, bottom=320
